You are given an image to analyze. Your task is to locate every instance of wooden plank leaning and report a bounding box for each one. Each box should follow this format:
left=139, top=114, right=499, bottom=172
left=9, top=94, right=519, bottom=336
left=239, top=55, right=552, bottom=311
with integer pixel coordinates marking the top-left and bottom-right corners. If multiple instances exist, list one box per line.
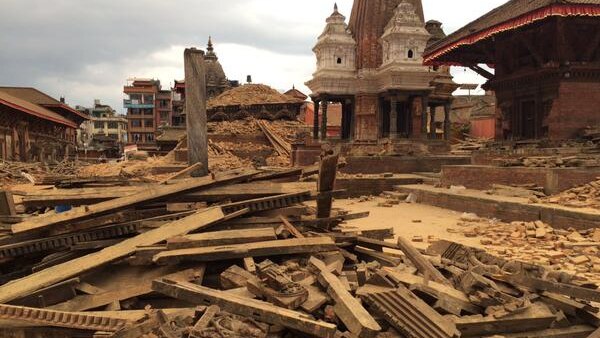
left=11, top=170, right=258, bottom=234
left=0, top=207, right=244, bottom=303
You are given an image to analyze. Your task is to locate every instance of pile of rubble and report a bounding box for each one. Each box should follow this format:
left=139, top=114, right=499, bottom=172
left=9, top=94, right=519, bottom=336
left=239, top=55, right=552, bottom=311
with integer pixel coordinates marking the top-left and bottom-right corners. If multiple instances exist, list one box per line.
left=450, top=137, right=493, bottom=155
left=450, top=214, right=600, bottom=284
left=208, top=84, right=301, bottom=108
left=1, top=157, right=600, bottom=337
left=0, top=159, right=86, bottom=187
left=543, top=178, right=600, bottom=209
left=495, top=155, right=600, bottom=168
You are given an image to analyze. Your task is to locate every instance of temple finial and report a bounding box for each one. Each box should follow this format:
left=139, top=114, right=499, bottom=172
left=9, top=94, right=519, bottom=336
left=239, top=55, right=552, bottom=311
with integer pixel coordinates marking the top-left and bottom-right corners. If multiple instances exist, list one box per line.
left=334, top=3, right=338, bottom=12
left=207, top=36, right=214, bottom=54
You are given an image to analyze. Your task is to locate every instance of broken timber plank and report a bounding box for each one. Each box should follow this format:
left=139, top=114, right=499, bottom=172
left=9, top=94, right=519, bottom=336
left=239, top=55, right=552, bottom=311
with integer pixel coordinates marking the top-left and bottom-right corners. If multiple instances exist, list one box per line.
left=153, top=237, right=337, bottom=264
left=12, top=170, right=257, bottom=234
left=0, top=207, right=239, bottom=303
left=190, top=305, right=220, bottom=338
left=166, top=228, right=277, bottom=249
left=310, top=257, right=381, bottom=338
left=494, top=273, right=600, bottom=303
left=152, top=279, right=337, bottom=338
left=0, top=303, right=130, bottom=332
left=280, top=215, right=305, bottom=238
left=453, top=303, right=555, bottom=337
left=361, top=285, right=458, bottom=338
left=396, top=236, right=452, bottom=286
left=496, top=325, right=594, bottom=338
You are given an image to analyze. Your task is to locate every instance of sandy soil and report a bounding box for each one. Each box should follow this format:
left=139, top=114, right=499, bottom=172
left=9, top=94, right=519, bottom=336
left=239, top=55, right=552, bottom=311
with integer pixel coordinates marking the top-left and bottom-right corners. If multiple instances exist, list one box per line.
left=331, top=197, right=484, bottom=250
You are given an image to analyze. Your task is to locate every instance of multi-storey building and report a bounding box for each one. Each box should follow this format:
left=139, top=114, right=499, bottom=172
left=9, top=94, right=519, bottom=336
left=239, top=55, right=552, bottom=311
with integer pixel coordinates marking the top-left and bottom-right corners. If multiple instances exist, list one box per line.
left=0, top=87, right=88, bottom=162
left=123, top=79, right=173, bottom=150
left=76, top=100, right=127, bottom=151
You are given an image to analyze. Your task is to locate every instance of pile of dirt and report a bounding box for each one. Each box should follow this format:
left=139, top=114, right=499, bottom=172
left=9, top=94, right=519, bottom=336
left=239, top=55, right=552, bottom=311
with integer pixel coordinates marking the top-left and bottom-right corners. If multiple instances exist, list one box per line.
left=208, top=84, right=302, bottom=108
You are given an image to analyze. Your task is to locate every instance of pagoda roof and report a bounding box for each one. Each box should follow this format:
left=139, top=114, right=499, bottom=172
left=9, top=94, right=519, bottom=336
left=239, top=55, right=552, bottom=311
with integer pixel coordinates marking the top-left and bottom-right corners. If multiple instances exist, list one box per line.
left=424, top=0, right=600, bottom=65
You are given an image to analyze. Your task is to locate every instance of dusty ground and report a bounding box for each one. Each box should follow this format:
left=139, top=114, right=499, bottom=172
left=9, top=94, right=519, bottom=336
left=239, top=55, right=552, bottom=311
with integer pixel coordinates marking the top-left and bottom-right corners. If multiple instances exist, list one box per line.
left=330, top=197, right=484, bottom=249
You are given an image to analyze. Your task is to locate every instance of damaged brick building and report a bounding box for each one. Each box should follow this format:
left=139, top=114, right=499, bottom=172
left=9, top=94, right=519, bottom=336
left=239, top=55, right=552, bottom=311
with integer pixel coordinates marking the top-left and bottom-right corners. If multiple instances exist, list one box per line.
left=424, top=0, right=600, bottom=140
left=0, top=87, right=88, bottom=162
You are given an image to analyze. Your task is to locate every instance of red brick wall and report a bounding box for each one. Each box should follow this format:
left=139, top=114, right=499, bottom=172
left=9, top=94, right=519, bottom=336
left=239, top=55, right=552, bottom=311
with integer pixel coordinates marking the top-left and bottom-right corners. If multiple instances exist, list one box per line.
left=355, top=95, right=379, bottom=141
left=548, top=81, right=600, bottom=139
left=441, top=165, right=600, bottom=194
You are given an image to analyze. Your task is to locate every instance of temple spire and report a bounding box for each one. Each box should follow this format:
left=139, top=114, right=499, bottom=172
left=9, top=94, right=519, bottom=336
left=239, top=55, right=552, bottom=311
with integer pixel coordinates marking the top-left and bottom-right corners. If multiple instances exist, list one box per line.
left=334, top=3, right=338, bottom=12
left=207, top=36, right=214, bottom=55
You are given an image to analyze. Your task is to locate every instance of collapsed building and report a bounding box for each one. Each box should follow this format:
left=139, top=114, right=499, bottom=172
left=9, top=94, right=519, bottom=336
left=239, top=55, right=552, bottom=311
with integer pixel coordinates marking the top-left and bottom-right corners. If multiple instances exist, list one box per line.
left=0, top=87, right=88, bottom=162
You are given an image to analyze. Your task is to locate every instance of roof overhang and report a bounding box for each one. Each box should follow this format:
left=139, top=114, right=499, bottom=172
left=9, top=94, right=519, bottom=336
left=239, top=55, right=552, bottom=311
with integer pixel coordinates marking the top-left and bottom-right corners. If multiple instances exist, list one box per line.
left=0, top=98, right=78, bottom=128
left=424, top=3, right=600, bottom=66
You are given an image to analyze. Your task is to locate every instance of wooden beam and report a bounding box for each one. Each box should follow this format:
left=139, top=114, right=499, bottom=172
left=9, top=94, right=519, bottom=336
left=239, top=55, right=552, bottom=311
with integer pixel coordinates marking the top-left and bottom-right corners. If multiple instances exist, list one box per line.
left=11, top=170, right=257, bottom=234
left=190, top=305, right=220, bottom=338
left=152, top=279, right=337, bottom=338
left=184, top=48, right=209, bottom=177
left=310, top=257, right=381, bottom=337
left=153, top=237, right=337, bottom=264
left=583, top=29, right=600, bottom=61
left=166, top=228, right=277, bottom=249
left=0, top=191, right=16, bottom=216
left=159, top=162, right=204, bottom=184
left=516, top=33, right=544, bottom=66
left=279, top=215, right=305, bottom=238
left=396, top=236, right=452, bottom=286
left=468, top=65, right=494, bottom=80
left=494, top=273, right=600, bottom=303
left=0, top=207, right=239, bottom=303
left=317, top=153, right=339, bottom=219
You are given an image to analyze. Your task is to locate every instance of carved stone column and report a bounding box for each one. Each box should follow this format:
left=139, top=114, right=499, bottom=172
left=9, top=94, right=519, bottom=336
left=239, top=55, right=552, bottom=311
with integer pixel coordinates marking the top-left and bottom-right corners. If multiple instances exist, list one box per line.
left=321, top=100, right=328, bottom=141
left=313, top=99, right=320, bottom=140
left=429, top=106, right=436, bottom=139
left=390, top=98, right=398, bottom=139
left=421, top=95, right=429, bottom=138
left=444, top=103, right=452, bottom=140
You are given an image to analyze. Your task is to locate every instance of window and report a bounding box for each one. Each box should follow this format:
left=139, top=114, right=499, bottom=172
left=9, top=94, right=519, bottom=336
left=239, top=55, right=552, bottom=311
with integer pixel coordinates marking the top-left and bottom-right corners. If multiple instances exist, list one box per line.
left=160, top=112, right=170, bottom=121
left=94, top=121, right=104, bottom=129
left=336, top=57, right=342, bottom=64
left=131, top=119, right=141, bottom=128
left=132, top=133, right=142, bottom=142
left=143, top=109, right=153, bottom=116
left=143, top=95, right=154, bottom=103
left=408, top=49, right=414, bottom=59
left=108, top=134, right=118, bottom=140
left=129, top=94, right=142, bottom=102
left=144, top=119, right=154, bottom=128
left=146, top=133, right=155, bottom=142
left=107, top=122, right=118, bottom=129
left=130, top=108, right=140, bottom=115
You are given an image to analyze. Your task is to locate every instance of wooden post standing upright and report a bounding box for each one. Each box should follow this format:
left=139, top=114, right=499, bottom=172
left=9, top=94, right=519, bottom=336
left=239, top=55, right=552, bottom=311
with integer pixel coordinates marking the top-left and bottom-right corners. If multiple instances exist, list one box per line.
left=184, top=48, right=209, bottom=177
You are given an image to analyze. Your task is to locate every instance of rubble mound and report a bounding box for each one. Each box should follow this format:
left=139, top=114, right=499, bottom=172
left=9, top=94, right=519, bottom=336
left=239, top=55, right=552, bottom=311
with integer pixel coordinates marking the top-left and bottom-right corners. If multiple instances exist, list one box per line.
left=544, top=178, right=600, bottom=209
left=208, top=84, right=302, bottom=108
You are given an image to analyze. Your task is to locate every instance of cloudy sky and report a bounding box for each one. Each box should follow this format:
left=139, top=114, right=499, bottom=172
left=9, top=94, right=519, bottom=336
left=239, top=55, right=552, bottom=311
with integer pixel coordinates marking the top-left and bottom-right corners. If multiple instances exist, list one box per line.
left=0, top=0, right=507, bottom=113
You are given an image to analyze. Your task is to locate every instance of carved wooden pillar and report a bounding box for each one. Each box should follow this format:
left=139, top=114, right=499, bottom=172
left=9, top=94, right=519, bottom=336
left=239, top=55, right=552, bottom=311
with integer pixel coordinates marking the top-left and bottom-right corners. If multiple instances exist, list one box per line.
left=390, top=97, right=398, bottom=139
left=421, top=95, right=429, bottom=137
left=444, top=103, right=452, bottom=140
left=429, top=106, right=436, bottom=139
left=313, top=99, right=320, bottom=140
left=320, top=100, right=328, bottom=141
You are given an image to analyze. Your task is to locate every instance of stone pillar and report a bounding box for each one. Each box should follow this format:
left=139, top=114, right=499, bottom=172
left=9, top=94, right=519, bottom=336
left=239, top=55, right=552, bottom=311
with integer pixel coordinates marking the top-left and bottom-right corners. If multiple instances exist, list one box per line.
left=421, top=95, right=429, bottom=138
left=429, top=106, right=436, bottom=139
left=390, top=98, right=397, bottom=139
left=320, top=101, right=328, bottom=141
left=444, top=103, right=452, bottom=141
left=313, top=100, right=320, bottom=140
left=184, top=47, right=209, bottom=177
